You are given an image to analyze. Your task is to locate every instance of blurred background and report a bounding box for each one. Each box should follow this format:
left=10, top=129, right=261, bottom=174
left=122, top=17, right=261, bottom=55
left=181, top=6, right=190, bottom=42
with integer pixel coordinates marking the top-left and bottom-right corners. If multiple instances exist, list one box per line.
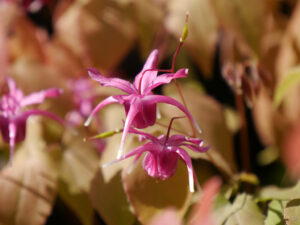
left=1, top=0, right=300, bottom=224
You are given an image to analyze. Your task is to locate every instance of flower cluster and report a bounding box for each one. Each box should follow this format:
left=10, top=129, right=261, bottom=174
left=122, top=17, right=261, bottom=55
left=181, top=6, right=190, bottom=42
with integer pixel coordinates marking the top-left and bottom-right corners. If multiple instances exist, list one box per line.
left=85, top=49, right=208, bottom=192
left=0, top=77, right=64, bottom=165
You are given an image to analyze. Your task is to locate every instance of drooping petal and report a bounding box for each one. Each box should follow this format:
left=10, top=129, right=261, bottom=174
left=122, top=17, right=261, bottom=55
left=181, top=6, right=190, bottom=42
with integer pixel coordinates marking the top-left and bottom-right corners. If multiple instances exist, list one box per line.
left=128, top=126, right=158, bottom=143
left=175, top=147, right=196, bottom=192
left=84, top=95, right=122, bottom=126
left=133, top=49, right=159, bottom=94
left=117, top=99, right=141, bottom=159
left=144, top=95, right=202, bottom=133
left=181, top=144, right=210, bottom=153
left=88, top=68, right=137, bottom=94
left=21, top=109, right=65, bottom=126
left=143, top=68, right=189, bottom=94
left=102, top=143, right=153, bottom=168
left=7, top=77, right=23, bottom=101
left=21, top=88, right=63, bottom=107
left=8, top=121, right=17, bottom=166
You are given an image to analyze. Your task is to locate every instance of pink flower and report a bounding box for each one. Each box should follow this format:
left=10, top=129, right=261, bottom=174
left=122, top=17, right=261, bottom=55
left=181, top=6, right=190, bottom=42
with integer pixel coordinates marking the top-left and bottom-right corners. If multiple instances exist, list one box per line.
left=0, top=77, right=64, bottom=165
left=66, top=78, right=95, bottom=126
left=103, top=126, right=208, bottom=192
left=85, top=49, right=201, bottom=159
left=2, top=0, right=49, bottom=12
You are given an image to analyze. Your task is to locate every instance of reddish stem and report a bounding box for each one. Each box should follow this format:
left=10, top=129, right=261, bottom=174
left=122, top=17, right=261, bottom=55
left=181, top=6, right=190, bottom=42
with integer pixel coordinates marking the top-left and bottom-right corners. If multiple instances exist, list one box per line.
left=164, top=116, right=186, bottom=145
left=235, top=94, right=251, bottom=172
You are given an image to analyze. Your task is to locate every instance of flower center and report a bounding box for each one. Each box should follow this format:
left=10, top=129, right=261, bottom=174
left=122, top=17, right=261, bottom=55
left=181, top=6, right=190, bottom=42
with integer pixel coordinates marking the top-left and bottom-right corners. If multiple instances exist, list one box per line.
left=0, top=94, right=21, bottom=117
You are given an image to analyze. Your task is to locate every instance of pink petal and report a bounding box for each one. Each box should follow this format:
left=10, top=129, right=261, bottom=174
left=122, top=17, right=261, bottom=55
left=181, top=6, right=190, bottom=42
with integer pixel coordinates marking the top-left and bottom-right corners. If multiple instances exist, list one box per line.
left=148, top=209, right=182, bottom=225
left=190, top=177, right=222, bottom=225
left=84, top=96, right=121, bottom=126
left=144, top=68, right=188, bottom=94
left=128, top=126, right=158, bottom=143
left=102, top=143, right=152, bottom=168
left=117, top=99, right=141, bottom=159
left=21, top=109, right=65, bottom=126
left=21, top=88, right=63, bottom=107
left=182, top=144, right=209, bottom=153
left=7, top=77, right=23, bottom=101
left=88, top=68, right=136, bottom=94
left=144, top=95, right=201, bottom=133
left=8, top=122, right=17, bottom=167
left=175, top=147, right=196, bottom=192
left=133, top=50, right=159, bottom=94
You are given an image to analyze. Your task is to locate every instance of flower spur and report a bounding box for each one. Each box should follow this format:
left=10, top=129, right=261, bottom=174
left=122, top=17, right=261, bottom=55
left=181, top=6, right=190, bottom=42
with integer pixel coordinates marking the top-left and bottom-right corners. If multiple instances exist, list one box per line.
left=103, top=117, right=209, bottom=192
left=0, top=77, right=64, bottom=165
left=84, top=49, right=201, bottom=159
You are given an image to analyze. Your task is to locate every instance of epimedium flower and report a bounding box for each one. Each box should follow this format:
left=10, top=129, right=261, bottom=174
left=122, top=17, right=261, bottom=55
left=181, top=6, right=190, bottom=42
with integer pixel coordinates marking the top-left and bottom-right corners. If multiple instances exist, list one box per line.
left=0, top=76, right=64, bottom=165
left=85, top=49, right=201, bottom=159
left=103, top=117, right=209, bottom=192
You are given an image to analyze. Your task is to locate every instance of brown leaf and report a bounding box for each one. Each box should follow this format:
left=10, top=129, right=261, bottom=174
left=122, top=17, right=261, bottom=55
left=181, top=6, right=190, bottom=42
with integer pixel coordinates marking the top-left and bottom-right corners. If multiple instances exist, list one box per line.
left=275, top=1, right=300, bottom=123
left=122, top=159, right=191, bottom=224
left=54, top=0, right=136, bottom=70
left=0, top=119, right=59, bottom=225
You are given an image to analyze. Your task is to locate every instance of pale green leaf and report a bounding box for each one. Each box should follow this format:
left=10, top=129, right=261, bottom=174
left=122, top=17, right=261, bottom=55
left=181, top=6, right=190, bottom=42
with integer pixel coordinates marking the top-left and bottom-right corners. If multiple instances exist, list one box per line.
left=274, top=66, right=300, bottom=108
left=284, top=199, right=300, bottom=225
left=0, top=119, right=59, bottom=225
left=265, top=200, right=286, bottom=225
left=259, top=181, right=300, bottom=201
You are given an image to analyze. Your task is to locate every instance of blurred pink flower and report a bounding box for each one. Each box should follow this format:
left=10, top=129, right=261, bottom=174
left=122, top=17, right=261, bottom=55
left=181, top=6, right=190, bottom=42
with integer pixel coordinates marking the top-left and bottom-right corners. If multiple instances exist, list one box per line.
left=103, top=126, right=208, bottom=192
left=0, top=77, right=64, bottom=165
left=148, top=209, right=182, bottom=225
left=189, top=176, right=222, bottom=225
left=66, top=78, right=95, bottom=126
left=2, top=0, right=49, bottom=12
left=85, top=49, right=201, bottom=159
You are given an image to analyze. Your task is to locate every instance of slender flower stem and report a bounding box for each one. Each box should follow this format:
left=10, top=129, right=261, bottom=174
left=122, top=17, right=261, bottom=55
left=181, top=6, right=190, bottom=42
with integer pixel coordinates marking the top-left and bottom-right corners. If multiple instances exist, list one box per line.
left=164, top=116, right=185, bottom=145
left=235, top=93, right=251, bottom=172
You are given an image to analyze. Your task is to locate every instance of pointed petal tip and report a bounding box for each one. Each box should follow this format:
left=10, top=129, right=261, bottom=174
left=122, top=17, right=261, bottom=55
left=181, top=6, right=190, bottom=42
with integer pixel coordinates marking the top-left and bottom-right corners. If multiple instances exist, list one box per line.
left=84, top=117, right=92, bottom=127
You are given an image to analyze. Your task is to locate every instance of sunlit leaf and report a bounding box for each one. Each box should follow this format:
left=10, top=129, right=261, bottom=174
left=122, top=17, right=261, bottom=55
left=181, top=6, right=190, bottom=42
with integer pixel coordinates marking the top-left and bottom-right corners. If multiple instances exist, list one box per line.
left=54, top=0, right=136, bottom=70
left=122, top=159, right=191, bottom=224
left=58, top=181, right=94, bottom=225
left=89, top=105, right=136, bottom=225
left=0, top=119, right=59, bottom=225
left=215, top=194, right=264, bottom=225
left=60, top=130, right=100, bottom=194
left=274, top=66, right=300, bottom=108
left=265, top=200, right=286, bottom=225
left=259, top=181, right=300, bottom=201
left=284, top=199, right=300, bottom=225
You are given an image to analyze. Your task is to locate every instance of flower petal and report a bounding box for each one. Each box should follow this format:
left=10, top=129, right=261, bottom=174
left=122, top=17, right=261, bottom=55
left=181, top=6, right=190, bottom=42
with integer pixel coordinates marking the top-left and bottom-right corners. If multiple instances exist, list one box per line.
left=88, top=68, right=136, bottom=94
left=21, top=109, right=65, bottom=126
left=7, top=77, right=23, bottom=101
left=8, top=121, right=17, bottom=166
left=144, top=68, right=188, bottom=94
left=144, top=95, right=202, bottom=133
left=21, top=88, right=63, bottom=107
left=102, top=143, right=152, bottom=168
left=133, top=49, right=159, bottom=93
left=128, top=126, right=158, bottom=143
left=117, top=99, right=141, bottom=159
left=175, top=147, right=196, bottom=192
left=84, top=95, right=122, bottom=126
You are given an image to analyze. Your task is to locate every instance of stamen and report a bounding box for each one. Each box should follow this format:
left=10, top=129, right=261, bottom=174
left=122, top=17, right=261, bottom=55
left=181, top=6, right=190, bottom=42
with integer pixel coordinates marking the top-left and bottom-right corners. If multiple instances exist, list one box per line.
left=164, top=116, right=186, bottom=145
